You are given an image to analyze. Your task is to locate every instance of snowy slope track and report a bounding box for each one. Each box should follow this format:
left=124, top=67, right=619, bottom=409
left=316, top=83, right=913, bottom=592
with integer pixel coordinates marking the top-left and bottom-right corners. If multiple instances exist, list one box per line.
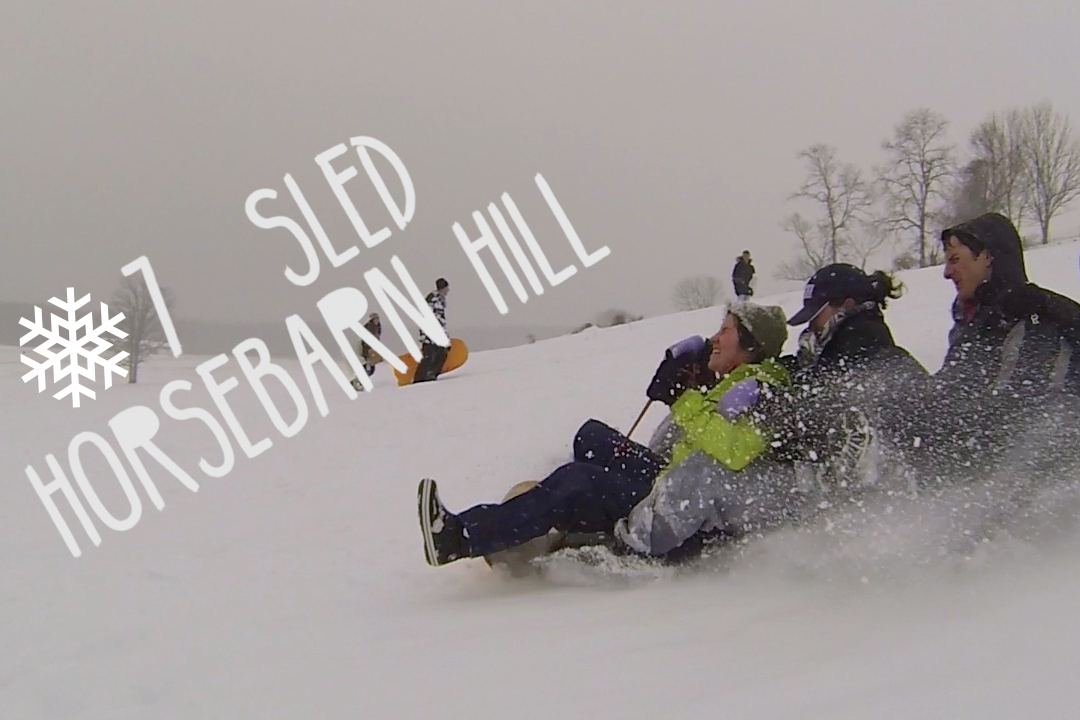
left=1, top=242, right=1079, bottom=719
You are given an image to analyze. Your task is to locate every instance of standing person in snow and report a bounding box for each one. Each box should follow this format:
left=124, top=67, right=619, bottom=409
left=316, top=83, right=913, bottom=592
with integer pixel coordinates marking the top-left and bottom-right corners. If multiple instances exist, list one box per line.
left=351, top=313, right=382, bottom=390
left=413, top=278, right=450, bottom=384
left=360, top=313, right=382, bottom=375
left=617, top=264, right=928, bottom=557
left=416, top=302, right=792, bottom=567
left=732, top=250, right=755, bottom=300
left=910, top=213, right=1080, bottom=480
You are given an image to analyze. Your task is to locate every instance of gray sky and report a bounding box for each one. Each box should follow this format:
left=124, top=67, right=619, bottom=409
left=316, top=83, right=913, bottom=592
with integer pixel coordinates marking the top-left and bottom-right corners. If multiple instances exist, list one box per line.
left=3, top=1, right=1079, bottom=336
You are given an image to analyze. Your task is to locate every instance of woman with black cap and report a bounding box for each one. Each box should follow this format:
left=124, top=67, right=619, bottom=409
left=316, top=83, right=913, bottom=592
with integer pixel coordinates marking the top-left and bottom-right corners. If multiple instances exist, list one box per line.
left=757, top=263, right=928, bottom=486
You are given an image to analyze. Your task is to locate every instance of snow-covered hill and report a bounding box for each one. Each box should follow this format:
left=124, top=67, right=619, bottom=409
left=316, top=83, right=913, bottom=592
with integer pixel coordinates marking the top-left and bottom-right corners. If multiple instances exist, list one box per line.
left=2, top=243, right=1079, bottom=719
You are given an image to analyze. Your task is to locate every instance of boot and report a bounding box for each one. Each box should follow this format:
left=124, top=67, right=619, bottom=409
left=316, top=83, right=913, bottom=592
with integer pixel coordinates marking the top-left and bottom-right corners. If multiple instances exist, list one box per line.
left=417, top=478, right=468, bottom=566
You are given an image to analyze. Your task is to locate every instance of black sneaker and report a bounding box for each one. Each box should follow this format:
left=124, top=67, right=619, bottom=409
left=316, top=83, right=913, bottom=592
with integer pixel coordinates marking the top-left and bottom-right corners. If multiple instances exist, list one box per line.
left=417, top=479, right=467, bottom=566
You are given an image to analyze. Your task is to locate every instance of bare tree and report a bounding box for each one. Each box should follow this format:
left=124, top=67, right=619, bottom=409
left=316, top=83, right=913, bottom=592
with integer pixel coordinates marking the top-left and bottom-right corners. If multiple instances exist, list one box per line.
left=846, top=220, right=893, bottom=270
left=1019, top=102, right=1080, bottom=244
left=110, top=274, right=176, bottom=383
left=671, top=275, right=725, bottom=311
left=775, top=213, right=831, bottom=281
left=876, top=108, right=956, bottom=267
left=942, top=158, right=995, bottom=228
left=966, top=109, right=1029, bottom=228
left=790, top=144, right=875, bottom=264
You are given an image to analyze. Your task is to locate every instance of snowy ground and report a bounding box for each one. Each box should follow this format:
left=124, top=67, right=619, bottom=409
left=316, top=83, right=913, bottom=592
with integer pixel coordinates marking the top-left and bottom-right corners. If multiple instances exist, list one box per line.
left=2, top=244, right=1080, bottom=719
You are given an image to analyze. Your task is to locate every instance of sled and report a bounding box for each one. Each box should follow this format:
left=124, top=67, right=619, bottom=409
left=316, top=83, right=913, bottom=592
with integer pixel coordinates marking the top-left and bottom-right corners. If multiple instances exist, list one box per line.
left=483, top=481, right=566, bottom=576
left=393, top=338, right=469, bottom=386
left=480, top=479, right=717, bottom=578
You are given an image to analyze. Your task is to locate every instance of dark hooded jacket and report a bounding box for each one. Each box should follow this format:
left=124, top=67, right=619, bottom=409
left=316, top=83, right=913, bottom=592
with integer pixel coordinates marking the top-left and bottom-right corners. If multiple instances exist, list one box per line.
left=905, top=213, right=1080, bottom=482
left=937, top=213, right=1080, bottom=398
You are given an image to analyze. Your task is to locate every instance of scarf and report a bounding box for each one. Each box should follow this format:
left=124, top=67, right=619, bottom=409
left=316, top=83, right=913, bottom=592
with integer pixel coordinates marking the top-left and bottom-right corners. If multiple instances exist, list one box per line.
left=796, top=300, right=879, bottom=368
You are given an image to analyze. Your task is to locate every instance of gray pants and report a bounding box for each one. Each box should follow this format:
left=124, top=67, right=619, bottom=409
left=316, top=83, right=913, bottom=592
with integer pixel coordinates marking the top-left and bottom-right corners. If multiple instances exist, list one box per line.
left=615, top=451, right=821, bottom=557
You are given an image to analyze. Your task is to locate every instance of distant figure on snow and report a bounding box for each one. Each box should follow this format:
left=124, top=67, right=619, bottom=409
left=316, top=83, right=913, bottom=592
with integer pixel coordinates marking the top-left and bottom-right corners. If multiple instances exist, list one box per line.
left=732, top=250, right=754, bottom=300
left=413, top=278, right=450, bottom=384
left=351, top=312, right=383, bottom=390
left=359, top=312, right=383, bottom=375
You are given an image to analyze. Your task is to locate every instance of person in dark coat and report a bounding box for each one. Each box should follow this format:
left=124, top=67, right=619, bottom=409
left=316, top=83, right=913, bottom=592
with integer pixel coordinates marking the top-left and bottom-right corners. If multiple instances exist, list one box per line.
left=350, top=313, right=384, bottom=391
left=359, top=313, right=382, bottom=377
left=936, top=213, right=1080, bottom=398
left=754, top=263, right=930, bottom=485
left=910, top=213, right=1080, bottom=482
left=732, top=251, right=755, bottom=300
left=413, top=278, right=450, bottom=384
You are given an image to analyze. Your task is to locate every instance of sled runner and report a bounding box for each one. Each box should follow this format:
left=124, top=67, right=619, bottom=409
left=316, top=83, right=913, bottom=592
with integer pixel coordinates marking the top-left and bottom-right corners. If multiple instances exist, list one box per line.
left=481, top=481, right=625, bottom=576
left=482, top=480, right=565, bottom=575
left=393, top=338, right=469, bottom=386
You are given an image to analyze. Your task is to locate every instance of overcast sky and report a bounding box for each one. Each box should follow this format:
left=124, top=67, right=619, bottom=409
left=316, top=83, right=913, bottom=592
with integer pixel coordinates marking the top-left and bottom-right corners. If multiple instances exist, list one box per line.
left=3, top=1, right=1079, bottom=336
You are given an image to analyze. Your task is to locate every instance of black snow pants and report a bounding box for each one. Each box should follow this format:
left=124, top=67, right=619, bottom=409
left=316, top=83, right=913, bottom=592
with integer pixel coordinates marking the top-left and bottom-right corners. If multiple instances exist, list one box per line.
left=458, top=420, right=664, bottom=557
left=413, top=341, right=449, bottom=383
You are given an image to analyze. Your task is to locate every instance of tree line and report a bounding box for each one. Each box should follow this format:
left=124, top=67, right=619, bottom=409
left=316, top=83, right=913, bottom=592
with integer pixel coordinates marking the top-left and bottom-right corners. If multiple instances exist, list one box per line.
left=778, top=101, right=1080, bottom=279
left=106, top=105, right=1080, bottom=360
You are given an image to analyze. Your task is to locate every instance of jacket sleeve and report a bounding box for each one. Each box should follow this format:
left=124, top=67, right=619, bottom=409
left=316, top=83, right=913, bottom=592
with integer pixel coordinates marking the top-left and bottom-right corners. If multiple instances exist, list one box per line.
left=669, top=389, right=767, bottom=471
left=433, top=295, right=448, bottom=331
left=750, top=374, right=852, bottom=463
left=422, top=293, right=448, bottom=335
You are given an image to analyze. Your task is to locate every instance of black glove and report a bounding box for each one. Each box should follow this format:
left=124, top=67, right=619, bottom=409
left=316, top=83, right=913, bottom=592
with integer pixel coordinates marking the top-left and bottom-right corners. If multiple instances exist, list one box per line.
left=647, top=336, right=712, bottom=405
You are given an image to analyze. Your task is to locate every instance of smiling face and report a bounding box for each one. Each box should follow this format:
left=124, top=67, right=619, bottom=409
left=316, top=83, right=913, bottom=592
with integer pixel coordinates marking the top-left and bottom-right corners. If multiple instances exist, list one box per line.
left=943, top=236, right=991, bottom=301
left=707, top=314, right=752, bottom=375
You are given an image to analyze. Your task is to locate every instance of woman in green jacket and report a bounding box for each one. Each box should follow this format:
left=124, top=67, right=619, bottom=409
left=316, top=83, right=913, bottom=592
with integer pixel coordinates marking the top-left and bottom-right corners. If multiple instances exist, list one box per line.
left=417, top=302, right=791, bottom=567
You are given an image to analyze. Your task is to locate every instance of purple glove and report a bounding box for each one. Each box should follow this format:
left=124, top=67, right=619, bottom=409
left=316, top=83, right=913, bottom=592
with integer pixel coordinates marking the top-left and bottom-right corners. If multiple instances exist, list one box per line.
left=665, top=335, right=707, bottom=361
left=717, top=379, right=760, bottom=420
left=648, top=336, right=714, bottom=404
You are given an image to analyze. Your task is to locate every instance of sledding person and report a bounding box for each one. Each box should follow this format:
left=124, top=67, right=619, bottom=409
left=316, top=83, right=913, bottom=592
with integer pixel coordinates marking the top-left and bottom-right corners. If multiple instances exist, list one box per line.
left=416, top=302, right=792, bottom=567
left=908, top=213, right=1080, bottom=479
left=732, top=250, right=755, bottom=300
left=935, top=212, right=1080, bottom=398
left=616, top=264, right=929, bottom=557
left=757, top=263, right=929, bottom=475
left=413, top=278, right=450, bottom=384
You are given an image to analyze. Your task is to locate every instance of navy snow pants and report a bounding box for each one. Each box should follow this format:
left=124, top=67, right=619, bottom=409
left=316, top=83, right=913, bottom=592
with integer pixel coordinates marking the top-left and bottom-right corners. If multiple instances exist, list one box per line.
left=458, top=419, right=664, bottom=557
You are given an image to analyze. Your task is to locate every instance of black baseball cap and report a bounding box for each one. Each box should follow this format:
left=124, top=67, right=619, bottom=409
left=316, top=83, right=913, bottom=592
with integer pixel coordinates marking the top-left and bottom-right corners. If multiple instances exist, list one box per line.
left=787, top=263, right=871, bottom=325
left=436, top=278, right=449, bottom=290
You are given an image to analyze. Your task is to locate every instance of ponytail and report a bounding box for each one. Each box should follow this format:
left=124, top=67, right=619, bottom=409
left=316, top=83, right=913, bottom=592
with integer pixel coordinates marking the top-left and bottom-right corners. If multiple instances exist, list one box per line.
left=866, top=270, right=904, bottom=309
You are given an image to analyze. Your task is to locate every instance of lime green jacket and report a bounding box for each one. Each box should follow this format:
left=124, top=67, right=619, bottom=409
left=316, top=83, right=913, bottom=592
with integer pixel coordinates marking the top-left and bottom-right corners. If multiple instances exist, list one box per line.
left=662, top=359, right=791, bottom=474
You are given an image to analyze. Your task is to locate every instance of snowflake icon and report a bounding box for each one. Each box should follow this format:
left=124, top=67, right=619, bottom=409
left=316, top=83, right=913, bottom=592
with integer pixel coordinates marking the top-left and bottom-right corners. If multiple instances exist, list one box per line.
left=19, top=288, right=129, bottom=407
